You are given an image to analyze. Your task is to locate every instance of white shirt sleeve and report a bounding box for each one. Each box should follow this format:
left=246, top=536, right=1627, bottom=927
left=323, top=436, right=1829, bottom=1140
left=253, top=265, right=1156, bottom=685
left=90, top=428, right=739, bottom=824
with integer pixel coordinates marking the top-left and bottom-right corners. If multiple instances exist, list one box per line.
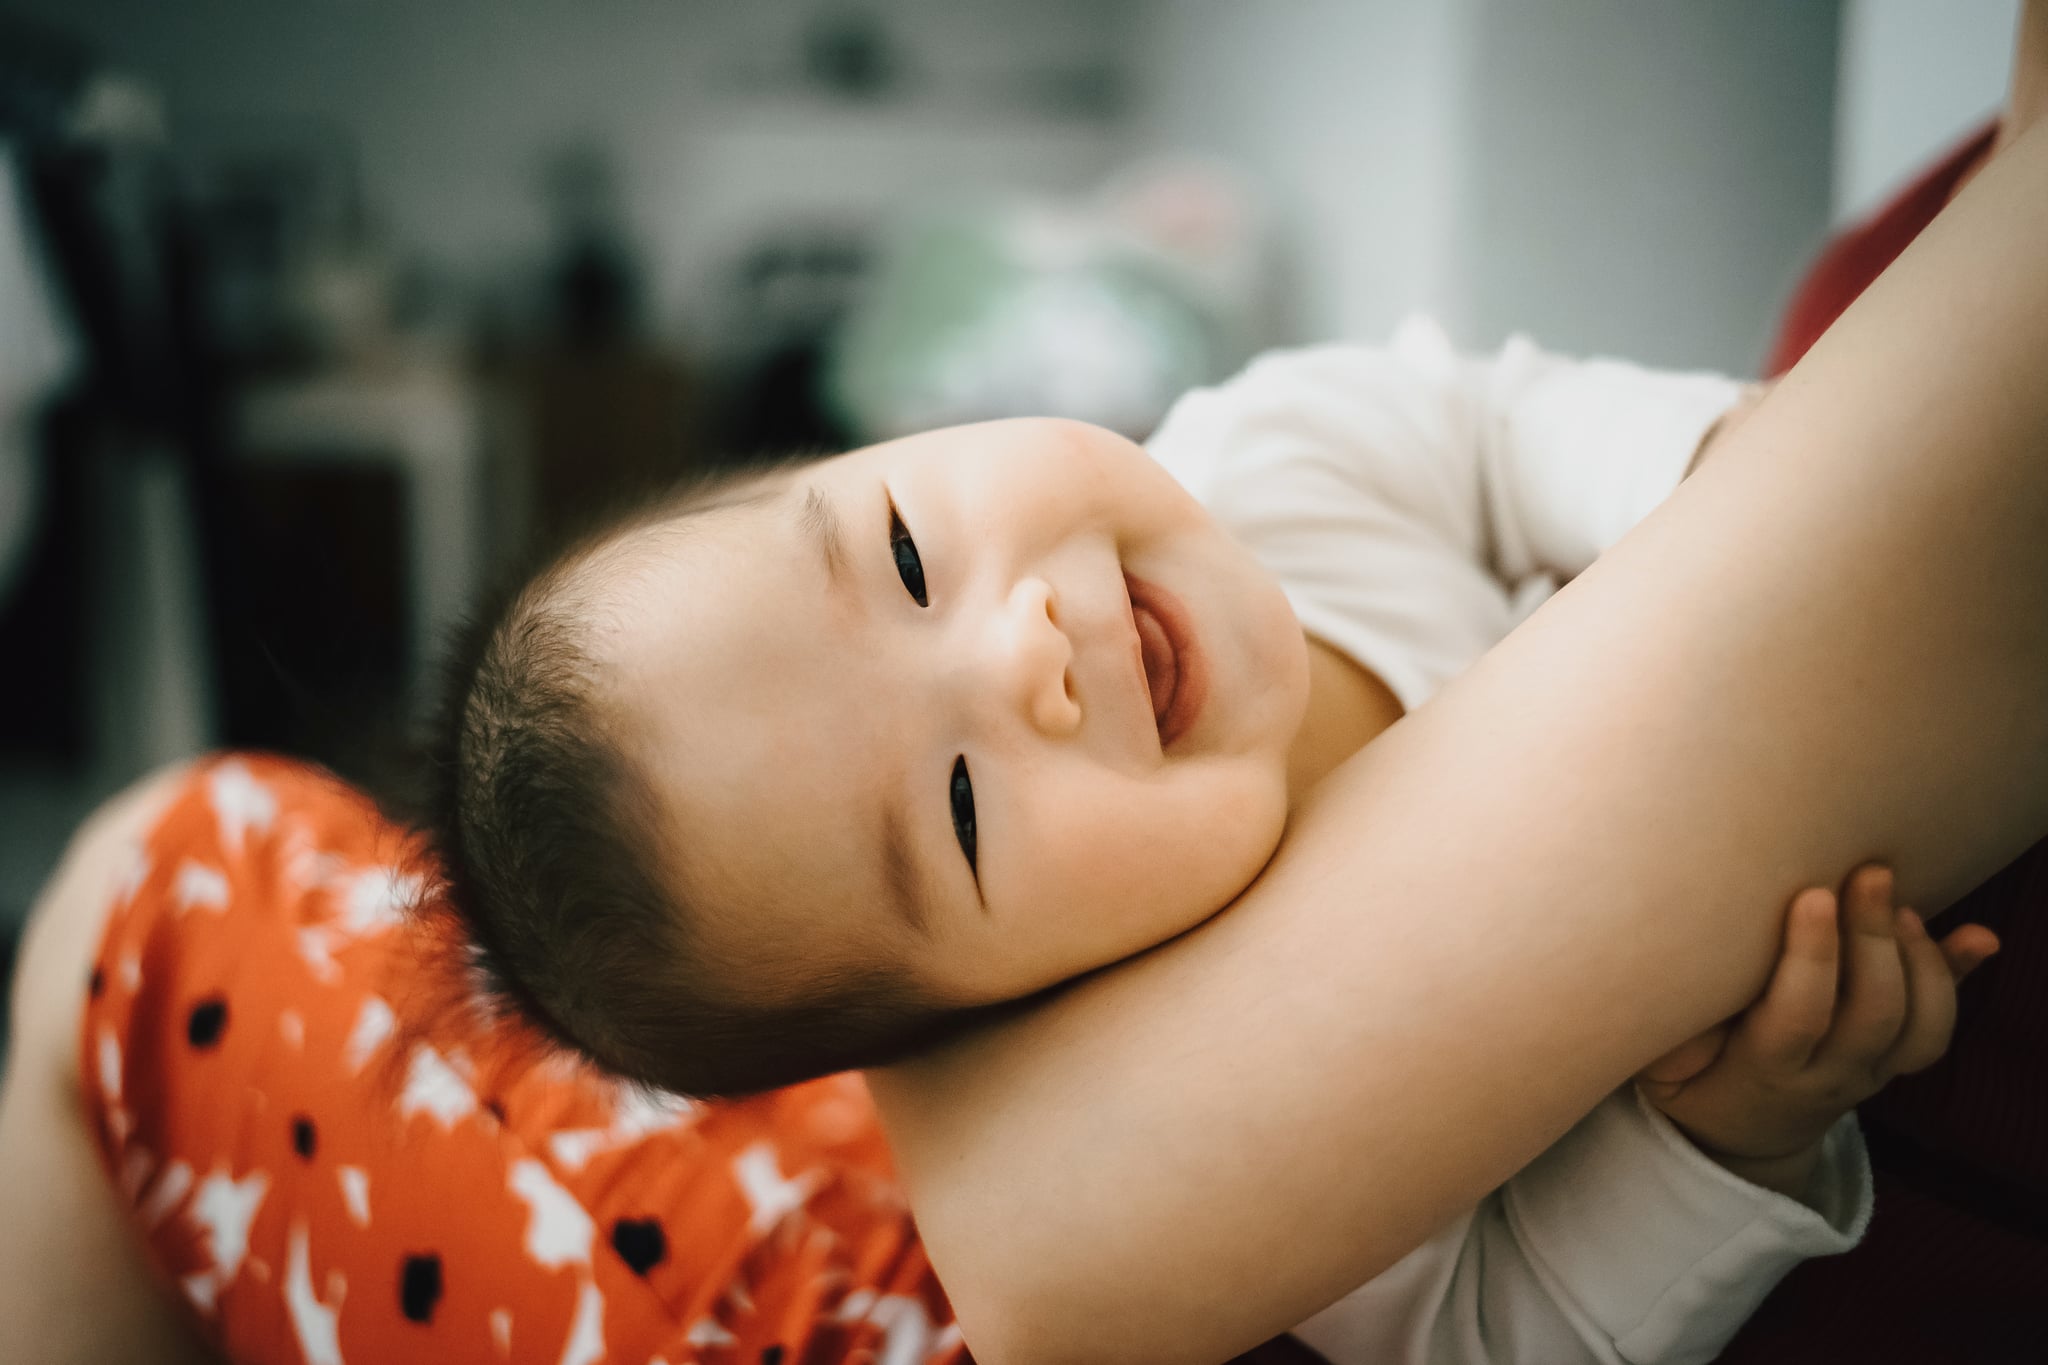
left=1145, top=317, right=1744, bottom=712
left=1290, top=1087, right=1873, bottom=1365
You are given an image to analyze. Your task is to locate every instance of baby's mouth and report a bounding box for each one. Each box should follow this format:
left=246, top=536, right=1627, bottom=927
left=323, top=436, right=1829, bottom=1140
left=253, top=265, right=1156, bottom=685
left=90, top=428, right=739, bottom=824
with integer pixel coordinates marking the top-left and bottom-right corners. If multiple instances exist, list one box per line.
left=1133, top=598, right=1179, bottom=731
left=1125, top=571, right=1207, bottom=749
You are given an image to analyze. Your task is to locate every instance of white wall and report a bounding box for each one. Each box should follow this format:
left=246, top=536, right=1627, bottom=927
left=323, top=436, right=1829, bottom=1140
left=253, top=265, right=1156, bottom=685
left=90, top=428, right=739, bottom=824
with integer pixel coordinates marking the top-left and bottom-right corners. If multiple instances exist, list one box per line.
left=1133, top=1, right=1840, bottom=374
left=1130, top=0, right=1477, bottom=346
left=1835, top=0, right=2017, bottom=223
left=1458, top=0, right=1839, bottom=373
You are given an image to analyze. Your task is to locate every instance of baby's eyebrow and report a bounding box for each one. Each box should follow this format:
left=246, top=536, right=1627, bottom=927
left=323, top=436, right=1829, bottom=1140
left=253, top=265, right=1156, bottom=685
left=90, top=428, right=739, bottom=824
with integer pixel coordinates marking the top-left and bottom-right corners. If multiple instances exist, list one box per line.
left=798, top=484, right=851, bottom=600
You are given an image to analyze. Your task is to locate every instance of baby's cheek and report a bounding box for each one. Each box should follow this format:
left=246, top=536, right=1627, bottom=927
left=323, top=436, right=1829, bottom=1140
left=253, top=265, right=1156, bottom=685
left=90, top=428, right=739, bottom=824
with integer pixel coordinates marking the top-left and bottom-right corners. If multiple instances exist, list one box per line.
left=1005, top=758, right=1288, bottom=980
left=1209, top=773, right=1292, bottom=901
left=1109, top=773, right=1288, bottom=934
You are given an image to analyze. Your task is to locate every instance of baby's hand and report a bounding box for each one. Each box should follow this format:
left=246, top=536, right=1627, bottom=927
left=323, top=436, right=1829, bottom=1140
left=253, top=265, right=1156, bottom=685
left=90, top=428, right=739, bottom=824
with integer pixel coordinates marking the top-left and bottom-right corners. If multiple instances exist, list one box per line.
left=1636, top=865, right=1998, bottom=1179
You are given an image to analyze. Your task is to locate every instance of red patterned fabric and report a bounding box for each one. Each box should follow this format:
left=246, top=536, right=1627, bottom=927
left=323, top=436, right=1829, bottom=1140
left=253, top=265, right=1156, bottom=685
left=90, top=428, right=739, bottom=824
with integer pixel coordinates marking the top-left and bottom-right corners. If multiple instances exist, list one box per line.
left=82, top=754, right=968, bottom=1365
left=82, top=753, right=1325, bottom=1365
left=1720, top=122, right=2048, bottom=1363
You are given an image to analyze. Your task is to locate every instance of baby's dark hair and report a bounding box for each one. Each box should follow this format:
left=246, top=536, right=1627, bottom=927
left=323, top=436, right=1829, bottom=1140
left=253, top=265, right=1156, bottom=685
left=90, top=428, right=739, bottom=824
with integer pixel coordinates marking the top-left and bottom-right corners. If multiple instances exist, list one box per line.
left=421, top=461, right=991, bottom=1099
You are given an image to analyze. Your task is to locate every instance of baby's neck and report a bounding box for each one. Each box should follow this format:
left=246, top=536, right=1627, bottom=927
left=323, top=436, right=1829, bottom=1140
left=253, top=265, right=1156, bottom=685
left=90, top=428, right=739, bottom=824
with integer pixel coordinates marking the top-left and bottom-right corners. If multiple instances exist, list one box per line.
left=1286, top=637, right=1405, bottom=807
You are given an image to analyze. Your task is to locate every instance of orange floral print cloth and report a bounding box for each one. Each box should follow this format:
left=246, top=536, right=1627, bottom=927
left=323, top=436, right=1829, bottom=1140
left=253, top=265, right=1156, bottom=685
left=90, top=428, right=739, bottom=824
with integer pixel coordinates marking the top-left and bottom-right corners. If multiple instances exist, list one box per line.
left=80, top=753, right=967, bottom=1365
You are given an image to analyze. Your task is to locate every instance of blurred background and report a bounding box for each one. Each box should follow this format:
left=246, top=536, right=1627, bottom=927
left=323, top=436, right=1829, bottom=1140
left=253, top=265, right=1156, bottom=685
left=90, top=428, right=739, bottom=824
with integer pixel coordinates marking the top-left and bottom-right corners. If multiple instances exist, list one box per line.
left=0, top=0, right=2024, bottom=978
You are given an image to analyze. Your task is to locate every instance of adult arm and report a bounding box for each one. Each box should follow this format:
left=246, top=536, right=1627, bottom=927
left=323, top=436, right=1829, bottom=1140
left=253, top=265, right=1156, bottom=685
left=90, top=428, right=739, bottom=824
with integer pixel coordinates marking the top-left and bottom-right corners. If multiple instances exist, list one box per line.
left=870, top=117, right=2048, bottom=1365
left=1993, top=0, right=2048, bottom=161
left=1146, top=320, right=1855, bottom=1365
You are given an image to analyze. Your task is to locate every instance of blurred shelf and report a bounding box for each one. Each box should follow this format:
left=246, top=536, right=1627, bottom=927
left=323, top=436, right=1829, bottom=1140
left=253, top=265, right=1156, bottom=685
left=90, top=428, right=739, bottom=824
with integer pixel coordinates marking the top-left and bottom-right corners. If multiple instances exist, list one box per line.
left=231, top=359, right=487, bottom=712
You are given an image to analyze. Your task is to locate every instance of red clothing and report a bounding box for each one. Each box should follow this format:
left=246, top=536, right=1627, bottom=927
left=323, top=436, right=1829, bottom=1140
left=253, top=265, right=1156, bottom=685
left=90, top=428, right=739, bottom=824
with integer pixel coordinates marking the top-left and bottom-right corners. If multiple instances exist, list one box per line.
left=1761, top=125, right=1998, bottom=377
left=84, top=755, right=967, bottom=1364
left=84, top=754, right=1320, bottom=1365
left=1720, top=123, right=2048, bottom=1364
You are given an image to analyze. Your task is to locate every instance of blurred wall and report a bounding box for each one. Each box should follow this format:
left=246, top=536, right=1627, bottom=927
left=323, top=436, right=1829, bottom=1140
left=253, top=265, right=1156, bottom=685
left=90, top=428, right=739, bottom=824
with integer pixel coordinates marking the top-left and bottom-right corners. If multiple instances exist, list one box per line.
left=3, top=0, right=1139, bottom=356
left=1136, top=0, right=1841, bottom=375
left=1459, top=0, right=1839, bottom=374
left=1130, top=1, right=1476, bottom=346
left=1835, top=0, right=2017, bottom=223
left=18, top=0, right=1858, bottom=374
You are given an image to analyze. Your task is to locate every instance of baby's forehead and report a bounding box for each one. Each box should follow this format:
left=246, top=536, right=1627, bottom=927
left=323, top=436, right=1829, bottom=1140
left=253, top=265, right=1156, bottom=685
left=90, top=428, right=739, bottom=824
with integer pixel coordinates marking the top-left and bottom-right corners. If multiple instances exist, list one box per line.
left=573, top=478, right=795, bottom=620
left=572, top=473, right=828, bottom=733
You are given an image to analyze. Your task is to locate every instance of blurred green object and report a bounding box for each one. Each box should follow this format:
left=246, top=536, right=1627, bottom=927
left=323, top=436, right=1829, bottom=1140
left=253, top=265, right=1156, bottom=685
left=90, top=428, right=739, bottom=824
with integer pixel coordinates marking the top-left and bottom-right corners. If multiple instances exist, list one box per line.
left=825, top=193, right=1235, bottom=444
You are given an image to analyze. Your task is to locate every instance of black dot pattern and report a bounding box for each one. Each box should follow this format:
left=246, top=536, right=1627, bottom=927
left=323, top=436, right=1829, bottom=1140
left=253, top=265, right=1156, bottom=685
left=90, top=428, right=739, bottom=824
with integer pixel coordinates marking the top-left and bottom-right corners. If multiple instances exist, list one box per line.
left=399, top=1254, right=442, bottom=1323
left=611, top=1218, right=667, bottom=1276
left=89, top=966, right=105, bottom=998
left=186, top=998, right=228, bottom=1048
left=291, top=1117, right=317, bottom=1160
left=761, top=1348, right=785, bottom=1365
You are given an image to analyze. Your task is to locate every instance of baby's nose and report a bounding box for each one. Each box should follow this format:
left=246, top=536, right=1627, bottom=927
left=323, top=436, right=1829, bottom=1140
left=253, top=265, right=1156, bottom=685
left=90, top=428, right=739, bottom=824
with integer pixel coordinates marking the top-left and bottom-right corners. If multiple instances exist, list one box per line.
left=994, top=578, right=1079, bottom=737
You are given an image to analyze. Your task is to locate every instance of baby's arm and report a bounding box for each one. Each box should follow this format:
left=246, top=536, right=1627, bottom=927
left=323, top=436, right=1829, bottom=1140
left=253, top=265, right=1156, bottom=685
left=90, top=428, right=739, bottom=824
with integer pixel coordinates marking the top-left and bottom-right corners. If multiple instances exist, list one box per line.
left=1293, top=1086, right=1861, bottom=1365
left=1145, top=319, right=1748, bottom=715
left=1461, top=330, right=1750, bottom=585
left=1635, top=864, right=1997, bottom=1198
left=1294, top=868, right=1995, bottom=1365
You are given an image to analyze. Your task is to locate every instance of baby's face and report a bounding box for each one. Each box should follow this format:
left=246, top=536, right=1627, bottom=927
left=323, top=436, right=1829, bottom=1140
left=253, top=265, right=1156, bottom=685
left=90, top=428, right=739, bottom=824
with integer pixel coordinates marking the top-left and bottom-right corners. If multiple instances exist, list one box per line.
left=594, top=417, right=1310, bottom=1005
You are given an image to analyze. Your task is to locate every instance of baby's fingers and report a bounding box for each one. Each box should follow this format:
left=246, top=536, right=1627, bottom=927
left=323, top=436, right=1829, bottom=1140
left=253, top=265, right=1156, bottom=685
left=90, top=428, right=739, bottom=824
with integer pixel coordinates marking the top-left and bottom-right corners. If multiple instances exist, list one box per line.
left=1935, top=922, right=2001, bottom=981
left=1737, top=887, right=1840, bottom=1069
left=1637, top=1024, right=1730, bottom=1088
left=1813, top=865, right=1909, bottom=1067
left=1888, top=910, right=1960, bottom=1075
left=1884, top=918, right=2000, bottom=1077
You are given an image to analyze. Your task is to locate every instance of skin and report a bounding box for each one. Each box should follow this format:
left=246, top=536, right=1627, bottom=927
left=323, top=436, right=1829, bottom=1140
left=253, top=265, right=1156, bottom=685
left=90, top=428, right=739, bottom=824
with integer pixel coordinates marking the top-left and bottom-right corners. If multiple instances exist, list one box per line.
left=592, top=416, right=1314, bottom=1006
left=1991, top=0, right=2048, bottom=162
left=0, top=764, right=214, bottom=1365
left=1640, top=864, right=1996, bottom=1199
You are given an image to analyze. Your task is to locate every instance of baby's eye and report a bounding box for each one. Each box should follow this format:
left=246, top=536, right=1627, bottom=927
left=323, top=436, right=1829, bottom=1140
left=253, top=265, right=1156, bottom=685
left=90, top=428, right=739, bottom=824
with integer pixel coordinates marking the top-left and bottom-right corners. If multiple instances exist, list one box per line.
left=890, top=504, right=927, bottom=607
left=950, top=756, right=977, bottom=875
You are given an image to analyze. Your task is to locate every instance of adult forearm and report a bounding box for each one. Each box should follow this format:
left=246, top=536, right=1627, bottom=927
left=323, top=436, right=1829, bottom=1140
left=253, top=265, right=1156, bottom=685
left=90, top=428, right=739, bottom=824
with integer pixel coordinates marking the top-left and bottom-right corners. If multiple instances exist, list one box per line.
left=876, top=122, right=2048, bottom=1365
left=1996, top=0, right=2048, bottom=155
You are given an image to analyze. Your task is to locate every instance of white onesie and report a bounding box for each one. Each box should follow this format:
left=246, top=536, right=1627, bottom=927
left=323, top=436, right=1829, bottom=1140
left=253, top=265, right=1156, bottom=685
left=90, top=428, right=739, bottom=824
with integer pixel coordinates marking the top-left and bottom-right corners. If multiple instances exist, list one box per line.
left=1145, top=318, right=1872, bottom=1365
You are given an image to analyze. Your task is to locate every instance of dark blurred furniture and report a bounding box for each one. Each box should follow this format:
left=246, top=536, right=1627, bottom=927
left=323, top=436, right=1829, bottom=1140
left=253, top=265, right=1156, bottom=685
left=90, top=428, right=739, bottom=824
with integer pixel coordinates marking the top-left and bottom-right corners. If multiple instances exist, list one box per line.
left=0, top=21, right=436, bottom=789
left=229, top=361, right=489, bottom=745
left=0, top=22, right=208, bottom=770
left=499, top=345, right=697, bottom=554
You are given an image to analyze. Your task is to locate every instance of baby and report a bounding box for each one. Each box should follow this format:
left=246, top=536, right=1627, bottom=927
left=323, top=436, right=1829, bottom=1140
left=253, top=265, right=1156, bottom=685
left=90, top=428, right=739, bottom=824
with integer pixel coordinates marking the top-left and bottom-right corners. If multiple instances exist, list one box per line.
left=429, top=320, right=1996, bottom=1357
